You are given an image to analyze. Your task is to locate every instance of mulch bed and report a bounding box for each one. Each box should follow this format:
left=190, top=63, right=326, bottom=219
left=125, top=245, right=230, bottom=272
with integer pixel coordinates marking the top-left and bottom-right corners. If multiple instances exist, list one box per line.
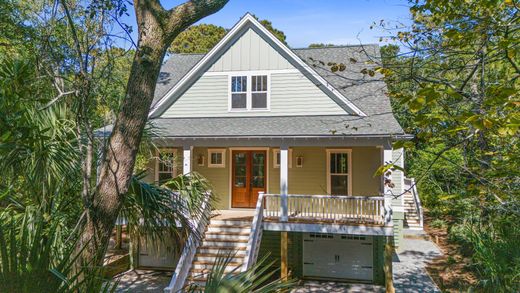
left=423, top=214, right=478, bottom=292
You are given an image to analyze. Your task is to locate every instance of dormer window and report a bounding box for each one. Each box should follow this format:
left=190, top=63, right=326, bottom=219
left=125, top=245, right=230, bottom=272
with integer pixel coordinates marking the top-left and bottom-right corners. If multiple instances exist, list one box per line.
left=229, top=74, right=269, bottom=111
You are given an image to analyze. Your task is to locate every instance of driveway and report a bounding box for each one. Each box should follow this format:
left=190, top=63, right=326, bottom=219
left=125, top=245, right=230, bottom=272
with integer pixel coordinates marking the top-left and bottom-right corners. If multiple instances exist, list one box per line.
left=114, top=269, right=172, bottom=293
left=393, top=231, right=443, bottom=292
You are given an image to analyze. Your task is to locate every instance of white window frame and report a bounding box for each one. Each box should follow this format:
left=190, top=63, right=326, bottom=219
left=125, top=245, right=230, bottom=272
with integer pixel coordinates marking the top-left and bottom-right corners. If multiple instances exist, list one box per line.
left=155, top=148, right=178, bottom=183
left=326, top=149, right=352, bottom=195
left=208, top=148, right=226, bottom=168
left=228, top=72, right=270, bottom=112
left=272, top=148, right=292, bottom=168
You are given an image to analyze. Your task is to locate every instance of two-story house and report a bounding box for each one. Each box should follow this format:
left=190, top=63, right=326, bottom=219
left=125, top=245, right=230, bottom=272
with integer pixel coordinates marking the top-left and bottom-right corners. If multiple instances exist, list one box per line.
left=110, top=13, right=423, bottom=292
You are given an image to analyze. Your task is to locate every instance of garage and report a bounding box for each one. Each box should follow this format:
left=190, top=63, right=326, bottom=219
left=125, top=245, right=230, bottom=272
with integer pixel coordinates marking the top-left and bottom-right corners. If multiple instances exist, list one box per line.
left=303, top=233, right=373, bottom=282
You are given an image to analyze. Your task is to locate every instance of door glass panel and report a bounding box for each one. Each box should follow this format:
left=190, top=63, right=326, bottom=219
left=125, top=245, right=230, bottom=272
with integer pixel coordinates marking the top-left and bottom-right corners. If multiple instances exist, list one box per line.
left=251, top=152, right=265, bottom=188
left=234, top=153, right=247, bottom=188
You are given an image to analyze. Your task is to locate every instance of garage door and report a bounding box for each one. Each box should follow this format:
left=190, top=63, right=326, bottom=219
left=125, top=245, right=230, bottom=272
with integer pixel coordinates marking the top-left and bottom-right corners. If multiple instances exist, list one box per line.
left=303, top=233, right=373, bottom=281
left=138, top=232, right=176, bottom=269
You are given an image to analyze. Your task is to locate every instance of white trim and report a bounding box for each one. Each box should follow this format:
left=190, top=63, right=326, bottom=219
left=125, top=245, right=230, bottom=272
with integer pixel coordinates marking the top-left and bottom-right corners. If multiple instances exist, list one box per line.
left=326, top=149, right=353, bottom=195
left=228, top=147, right=270, bottom=210
left=228, top=72, right=271, bottom=112
left=272, top=148, right=293, bottom=168
left=204, top=68, right=299, bottom=76
left=149, top=13, right=366, bottom=118
left=207, top=148, right=226, bottom=168
left=155, top=148, right=178, bottom=183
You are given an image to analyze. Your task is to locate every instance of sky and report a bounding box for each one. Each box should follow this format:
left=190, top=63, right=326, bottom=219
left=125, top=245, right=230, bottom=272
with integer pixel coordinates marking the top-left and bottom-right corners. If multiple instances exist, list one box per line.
left=119, top=0, right=412, bottom=49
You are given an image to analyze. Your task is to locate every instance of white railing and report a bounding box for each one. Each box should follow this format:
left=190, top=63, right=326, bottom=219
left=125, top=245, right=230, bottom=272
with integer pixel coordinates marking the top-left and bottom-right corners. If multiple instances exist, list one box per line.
left=405, top=177, right=424, bottom=228
left=263, top=194, right=391, bottom=226
left=242, top=192, right=265, bottom=271
left=164, top=193, right=212, bottom=293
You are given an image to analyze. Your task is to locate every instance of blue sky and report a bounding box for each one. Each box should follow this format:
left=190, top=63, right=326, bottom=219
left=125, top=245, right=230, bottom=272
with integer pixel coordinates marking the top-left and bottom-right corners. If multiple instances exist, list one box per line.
left=120, top=0, right=412, bottom=48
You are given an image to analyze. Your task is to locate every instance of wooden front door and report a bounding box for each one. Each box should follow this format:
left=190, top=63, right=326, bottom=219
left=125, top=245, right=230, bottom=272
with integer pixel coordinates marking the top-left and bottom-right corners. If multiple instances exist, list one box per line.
left=232, top=150, right=267, bottom=208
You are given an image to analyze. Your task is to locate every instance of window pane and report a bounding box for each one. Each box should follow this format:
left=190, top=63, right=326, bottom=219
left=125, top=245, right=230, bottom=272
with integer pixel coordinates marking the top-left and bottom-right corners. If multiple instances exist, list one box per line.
left=232, top=93, right=247, bottom=108
left=211, top=153, right=222, bottom=165
left=276, top=152, right=280, bottom=165
left=252, top=93, right=267, bottom=108
left=159, top=172, right=173, bottom=182
left=331, top=175, right=348, bottom=195
left=252, top=75, right=267, bottom=91
left=330, top=153, right=348, bottom=174
left=232, top=76, right=247, bottom=92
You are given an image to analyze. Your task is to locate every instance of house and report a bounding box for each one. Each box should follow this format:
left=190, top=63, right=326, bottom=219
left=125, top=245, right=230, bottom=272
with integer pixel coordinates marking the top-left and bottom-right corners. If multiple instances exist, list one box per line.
left=119, top=13, right=423, bottom=291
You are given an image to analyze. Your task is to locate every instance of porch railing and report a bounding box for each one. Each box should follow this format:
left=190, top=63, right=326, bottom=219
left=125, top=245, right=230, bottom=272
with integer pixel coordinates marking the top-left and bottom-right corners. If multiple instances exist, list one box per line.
left=242, top=192, right=265, bottom=271
left=164, top=192, right=212, bottom=293
left=404, top=177, right=424, bottom=228
left=263, top=194, right=392, bottom=226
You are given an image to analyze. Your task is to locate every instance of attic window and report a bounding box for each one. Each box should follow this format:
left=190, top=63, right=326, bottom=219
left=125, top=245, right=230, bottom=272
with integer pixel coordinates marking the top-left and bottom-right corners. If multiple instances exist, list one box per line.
left=229, top=74, right=269, bottom=111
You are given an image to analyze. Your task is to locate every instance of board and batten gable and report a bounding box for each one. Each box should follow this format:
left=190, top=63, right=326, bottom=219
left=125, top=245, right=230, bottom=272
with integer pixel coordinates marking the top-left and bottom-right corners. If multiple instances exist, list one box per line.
left=159, top=28, right=348, bottom=118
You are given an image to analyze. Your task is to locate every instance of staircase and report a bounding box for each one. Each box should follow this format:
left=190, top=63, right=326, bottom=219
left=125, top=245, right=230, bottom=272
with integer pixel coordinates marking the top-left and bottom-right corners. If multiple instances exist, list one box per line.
left=185, top=218, right=253, bottom=290
left=403, top=192, right=422, bottom=229
left=403, top=177, right=424, bottom=230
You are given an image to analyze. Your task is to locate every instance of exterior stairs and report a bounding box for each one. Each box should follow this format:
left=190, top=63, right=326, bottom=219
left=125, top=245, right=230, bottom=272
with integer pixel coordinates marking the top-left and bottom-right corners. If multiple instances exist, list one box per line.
left=403, top=192, right=422, bottom=230
left=185, top=218, right=252, bottom=290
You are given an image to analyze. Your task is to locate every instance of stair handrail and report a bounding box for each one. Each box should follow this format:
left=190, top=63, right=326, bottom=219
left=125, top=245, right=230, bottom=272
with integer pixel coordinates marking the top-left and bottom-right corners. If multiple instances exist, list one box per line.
left=164, top=192, right=212, bottom=293
left=242, top=191, right=265, bottom=271
left=409, top=177, right=424, bottom=228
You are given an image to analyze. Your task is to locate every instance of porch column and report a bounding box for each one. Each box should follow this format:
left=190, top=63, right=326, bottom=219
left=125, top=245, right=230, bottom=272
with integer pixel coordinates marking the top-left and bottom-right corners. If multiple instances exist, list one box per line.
left=280, top=145, right=289, bottom=222
left=182, top=146, right=192, bottom=175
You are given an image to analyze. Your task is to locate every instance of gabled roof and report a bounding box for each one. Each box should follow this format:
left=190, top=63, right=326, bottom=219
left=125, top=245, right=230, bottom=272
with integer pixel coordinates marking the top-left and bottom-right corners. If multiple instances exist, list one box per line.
left=149, top=13, right=367, bottom=118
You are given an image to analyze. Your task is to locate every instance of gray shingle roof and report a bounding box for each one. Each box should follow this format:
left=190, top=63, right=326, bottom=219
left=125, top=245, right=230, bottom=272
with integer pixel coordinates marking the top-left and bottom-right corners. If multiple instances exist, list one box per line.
left=145, top=45, right=404, bottom=137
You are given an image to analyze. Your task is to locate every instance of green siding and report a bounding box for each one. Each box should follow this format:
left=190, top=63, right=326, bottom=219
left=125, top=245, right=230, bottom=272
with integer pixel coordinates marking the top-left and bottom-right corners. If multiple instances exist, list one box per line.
left=146, top=146, right=384, bottom=210
left=392, top=211, right=405, bottom=248
left=258, top=231, right=303, bottom=278
left=372, top=236, right=385, bottom=285
left=209, top=28, right=293, bottom=72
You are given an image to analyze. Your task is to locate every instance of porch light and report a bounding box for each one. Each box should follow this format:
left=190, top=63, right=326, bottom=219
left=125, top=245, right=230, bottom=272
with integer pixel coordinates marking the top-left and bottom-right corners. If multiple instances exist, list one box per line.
left=197, top=154, right=205, bottom=166
left=296, top=155, right=304, bottom=168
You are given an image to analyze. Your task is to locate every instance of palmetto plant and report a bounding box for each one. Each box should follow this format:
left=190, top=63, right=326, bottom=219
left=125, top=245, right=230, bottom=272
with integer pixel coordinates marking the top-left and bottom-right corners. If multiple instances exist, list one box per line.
left=0, top=208, right=117, bottom=293
left=186, top=253, right=295, bottom=293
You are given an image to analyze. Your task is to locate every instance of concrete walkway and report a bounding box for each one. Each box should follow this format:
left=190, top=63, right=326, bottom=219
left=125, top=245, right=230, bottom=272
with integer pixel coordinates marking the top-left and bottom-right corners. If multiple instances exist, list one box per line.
left=393, top=231, right=443, bottom=292
left=115, top=270, right=172, bottom=293
left=291, top=281, right=384, bottom=292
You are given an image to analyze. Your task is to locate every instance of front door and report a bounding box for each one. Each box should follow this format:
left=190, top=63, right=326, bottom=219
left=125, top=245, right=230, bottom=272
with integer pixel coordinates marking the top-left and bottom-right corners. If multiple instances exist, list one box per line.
left=232, top=150, right=267, bottom=208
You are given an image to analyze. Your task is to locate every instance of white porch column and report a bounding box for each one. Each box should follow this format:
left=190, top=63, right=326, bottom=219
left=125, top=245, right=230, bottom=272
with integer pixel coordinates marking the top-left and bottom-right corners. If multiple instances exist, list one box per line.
left=280, top=145, right=289, bottom=222
left=182, top=146, right=192, bottom=175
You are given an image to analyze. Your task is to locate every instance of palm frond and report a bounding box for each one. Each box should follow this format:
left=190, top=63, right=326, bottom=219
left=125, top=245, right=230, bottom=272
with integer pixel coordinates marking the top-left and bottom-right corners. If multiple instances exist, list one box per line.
left=186, top=252, right=296, bottom=293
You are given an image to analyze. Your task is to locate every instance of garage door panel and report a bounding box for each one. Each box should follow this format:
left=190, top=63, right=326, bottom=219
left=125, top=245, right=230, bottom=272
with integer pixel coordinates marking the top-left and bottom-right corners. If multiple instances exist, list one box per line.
left=303, top=233, right=373, bottom=281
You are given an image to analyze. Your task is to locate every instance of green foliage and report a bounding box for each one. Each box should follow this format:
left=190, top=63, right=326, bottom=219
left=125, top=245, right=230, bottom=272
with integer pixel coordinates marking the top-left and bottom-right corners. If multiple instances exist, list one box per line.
left=168, top=18, right=287, bottom=54
left=430, top=219, right=447, bottom=229
left=378, top=0, right=520, bottom=290
left=186, top=253, right=296, bottom=292
left=308, top=43, right=336, bottom=48
left=170, top=24, right=227, bottom=54
left=0, top=208, right=117, bottom=293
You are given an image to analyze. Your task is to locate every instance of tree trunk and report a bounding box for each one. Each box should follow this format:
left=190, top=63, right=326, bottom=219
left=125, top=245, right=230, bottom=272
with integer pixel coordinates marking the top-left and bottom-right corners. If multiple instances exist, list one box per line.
left=77, top=0, right=228, bottom=267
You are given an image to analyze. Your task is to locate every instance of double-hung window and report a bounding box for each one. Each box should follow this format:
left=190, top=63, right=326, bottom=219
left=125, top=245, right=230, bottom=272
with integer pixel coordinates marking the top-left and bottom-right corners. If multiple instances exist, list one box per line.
left=230, top=74, right=269, bottom=111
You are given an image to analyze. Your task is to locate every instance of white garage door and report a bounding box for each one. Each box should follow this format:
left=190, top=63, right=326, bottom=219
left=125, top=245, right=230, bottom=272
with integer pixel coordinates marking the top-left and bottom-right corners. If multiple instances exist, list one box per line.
left=303, top=233, right=373, bottom=281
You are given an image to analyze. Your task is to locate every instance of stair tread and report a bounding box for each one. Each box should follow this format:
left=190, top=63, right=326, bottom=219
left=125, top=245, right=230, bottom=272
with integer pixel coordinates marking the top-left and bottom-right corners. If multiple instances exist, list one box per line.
left=193, top=260, right=243, bottom=266
left=204, top=238, right=248, bottom=243
left=205, top=231, right=251, bottom=236
left=196, top=253, right=246, bottom=258
left=199, top=245, right=247, bottom=250
left=208, top=223, right=251, bottom=229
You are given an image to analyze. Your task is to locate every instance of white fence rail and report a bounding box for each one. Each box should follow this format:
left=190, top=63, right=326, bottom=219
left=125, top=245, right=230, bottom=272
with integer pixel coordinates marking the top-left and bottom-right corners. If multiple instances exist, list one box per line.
left=263, top=194, right=391, bottom=226
left=164, top=193, right=212, bottom=293
left=242, top=192, right=265, bottom=271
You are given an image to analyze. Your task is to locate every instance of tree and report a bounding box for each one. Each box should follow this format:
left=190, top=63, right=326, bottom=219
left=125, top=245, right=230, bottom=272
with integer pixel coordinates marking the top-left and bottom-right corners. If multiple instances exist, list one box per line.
left=78, top=0, right=229, bottom=266
left=170, top=24, right=226, bottom=53
left=308, top=43, right=336, bottom=48
left=168, top=18, right=287, bottom=54
left=375, top=0, right=519, bottom=290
